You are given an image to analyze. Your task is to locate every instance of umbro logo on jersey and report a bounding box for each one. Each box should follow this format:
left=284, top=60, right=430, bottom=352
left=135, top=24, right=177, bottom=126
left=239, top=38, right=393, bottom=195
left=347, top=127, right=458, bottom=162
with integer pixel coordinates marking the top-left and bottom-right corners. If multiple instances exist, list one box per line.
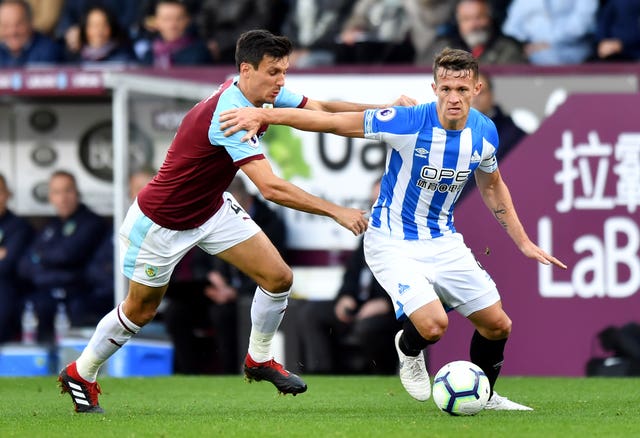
left=470, top=150, right=482, bottom=163
left=415, top=147, right=429, bottom=158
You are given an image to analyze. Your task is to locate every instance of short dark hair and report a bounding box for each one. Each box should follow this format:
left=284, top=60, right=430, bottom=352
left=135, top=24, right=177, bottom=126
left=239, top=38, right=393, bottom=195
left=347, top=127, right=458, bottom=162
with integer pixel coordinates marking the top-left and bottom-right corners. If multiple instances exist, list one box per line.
left=433, top=48, right=479, bottom=83
left=235, top=29, right=293, bottom=71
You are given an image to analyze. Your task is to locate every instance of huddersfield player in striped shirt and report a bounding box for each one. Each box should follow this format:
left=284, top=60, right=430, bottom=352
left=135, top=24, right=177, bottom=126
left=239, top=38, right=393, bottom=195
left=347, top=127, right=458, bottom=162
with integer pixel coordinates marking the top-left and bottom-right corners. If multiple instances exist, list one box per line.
left=220, top=48, right=567, bottom=411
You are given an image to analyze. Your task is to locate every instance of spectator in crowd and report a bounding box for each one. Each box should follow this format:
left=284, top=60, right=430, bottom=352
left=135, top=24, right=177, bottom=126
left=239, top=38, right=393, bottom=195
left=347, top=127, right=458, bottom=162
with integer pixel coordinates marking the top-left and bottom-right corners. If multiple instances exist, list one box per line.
left=84, top=167, right=157, bottom=328
left=502, top=0, right=598, bottom=65
left=26, top=0, right=64, bottom=37
left=138, top=0, right=201, bottom=29
left=0, top=174, right=33, bottom=343
left=335, top=0, right=414, bottom=64
left=55, top=0, right=139, bottom=55
left=296, top=178, right=400, bottom=374
left=66, top=5, right=137, bottom=64
left=0, top=0, right=63, bottom=67
left=280, top=0, right=353, bottom=68
left=139, top=0, right=213, bottom=68
left=133, top=0, right=202, bottom=59
left=459, top=70, right=526, bottom=201
left=196, top=0, right=278, bottom=65
left=593, top=0, right=640, bottom=62
left=163, top=176, right=287, bottom=374
left=428, top=0, right=527, bottom=65
left=404, top=0, right=457, bottom=66
left=18, top=171, right=106, bottom=342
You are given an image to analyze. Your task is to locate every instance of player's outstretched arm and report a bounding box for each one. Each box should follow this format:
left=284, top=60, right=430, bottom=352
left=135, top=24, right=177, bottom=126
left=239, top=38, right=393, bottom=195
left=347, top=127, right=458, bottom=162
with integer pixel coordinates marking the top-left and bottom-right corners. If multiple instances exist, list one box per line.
left=240, top=159, right=368, bottom=236
left=220, top=107, right=365, bottom=142
left=303, top=94, right=418, bottom=112
left=475, top=169, right=567, bottom=270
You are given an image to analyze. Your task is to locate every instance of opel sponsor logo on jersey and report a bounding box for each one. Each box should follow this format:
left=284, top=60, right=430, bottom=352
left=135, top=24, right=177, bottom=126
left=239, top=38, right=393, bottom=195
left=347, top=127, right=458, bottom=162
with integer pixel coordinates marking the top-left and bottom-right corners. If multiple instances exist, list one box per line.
left=417, top=166, right=471, bottom=193
left=375, top=107, right=396, bottom=122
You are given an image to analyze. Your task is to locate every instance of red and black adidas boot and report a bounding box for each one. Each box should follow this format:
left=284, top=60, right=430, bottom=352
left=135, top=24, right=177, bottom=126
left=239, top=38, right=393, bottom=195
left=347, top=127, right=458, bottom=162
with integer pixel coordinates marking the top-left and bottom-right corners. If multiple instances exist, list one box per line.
left=58, top=362, right=104, bottom=413
left=244, top=354, right=307, bottom=395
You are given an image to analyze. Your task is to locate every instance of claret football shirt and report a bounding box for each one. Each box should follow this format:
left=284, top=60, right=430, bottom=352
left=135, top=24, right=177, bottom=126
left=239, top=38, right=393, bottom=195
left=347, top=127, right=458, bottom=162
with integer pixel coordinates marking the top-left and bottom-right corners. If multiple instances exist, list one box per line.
left=137, top=76, right=307, bottom=230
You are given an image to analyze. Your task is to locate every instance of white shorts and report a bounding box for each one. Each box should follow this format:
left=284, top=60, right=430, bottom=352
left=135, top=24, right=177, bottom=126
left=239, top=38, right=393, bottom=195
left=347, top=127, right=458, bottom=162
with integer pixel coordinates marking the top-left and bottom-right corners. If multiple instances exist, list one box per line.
left=119, top=193, right=261, bottom=287
left=363, top=230, right=499, bottom=319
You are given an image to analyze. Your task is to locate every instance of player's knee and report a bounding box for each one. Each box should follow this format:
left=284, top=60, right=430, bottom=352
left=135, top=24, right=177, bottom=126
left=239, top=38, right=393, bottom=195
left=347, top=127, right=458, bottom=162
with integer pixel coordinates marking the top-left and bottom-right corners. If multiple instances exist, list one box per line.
left=486, top=316, right=512, bottom=340
left=415, top=319, right=448, bottom=342
left=262, top=265, right=293, bottom=293
left=498, top=316, right=512, bottom=338
left=123, top=299, right=159, bottom=326
left=131, top=307, right=157, bottom=326
left=139, top=308, right=159, bottom=325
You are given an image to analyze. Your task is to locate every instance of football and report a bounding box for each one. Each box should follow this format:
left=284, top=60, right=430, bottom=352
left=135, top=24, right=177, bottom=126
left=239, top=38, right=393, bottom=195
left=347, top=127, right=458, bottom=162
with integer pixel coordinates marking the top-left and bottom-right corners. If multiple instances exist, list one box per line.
left=432, top=360, right=490, bottom=416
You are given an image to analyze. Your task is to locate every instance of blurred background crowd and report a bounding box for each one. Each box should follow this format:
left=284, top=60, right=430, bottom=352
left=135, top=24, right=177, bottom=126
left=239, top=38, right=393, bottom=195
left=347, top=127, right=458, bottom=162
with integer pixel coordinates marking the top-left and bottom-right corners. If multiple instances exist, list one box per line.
left=1, top=0, right=639, bottom=69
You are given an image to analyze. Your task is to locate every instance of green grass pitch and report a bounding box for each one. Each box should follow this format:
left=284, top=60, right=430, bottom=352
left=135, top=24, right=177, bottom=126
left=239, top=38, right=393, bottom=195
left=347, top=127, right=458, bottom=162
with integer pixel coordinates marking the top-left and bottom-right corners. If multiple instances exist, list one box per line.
left=1, top=375, right=638, bottom=437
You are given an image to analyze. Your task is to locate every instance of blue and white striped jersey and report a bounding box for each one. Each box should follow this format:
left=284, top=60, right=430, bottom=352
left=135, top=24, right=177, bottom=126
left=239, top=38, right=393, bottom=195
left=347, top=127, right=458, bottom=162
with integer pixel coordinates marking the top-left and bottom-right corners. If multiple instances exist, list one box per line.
left=364, top=102, right=499, bottom=240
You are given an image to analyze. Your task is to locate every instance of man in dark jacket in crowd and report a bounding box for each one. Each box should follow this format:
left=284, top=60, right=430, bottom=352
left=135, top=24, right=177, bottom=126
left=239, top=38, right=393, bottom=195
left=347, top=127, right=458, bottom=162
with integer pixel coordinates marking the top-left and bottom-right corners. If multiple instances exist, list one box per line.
left=428, top=0, right=526, bottom=65
left=140, top=0, right=212, bottom=67
left=18, top=171, right=106, bottom=342
left=0, top=0, right=63, bottom=67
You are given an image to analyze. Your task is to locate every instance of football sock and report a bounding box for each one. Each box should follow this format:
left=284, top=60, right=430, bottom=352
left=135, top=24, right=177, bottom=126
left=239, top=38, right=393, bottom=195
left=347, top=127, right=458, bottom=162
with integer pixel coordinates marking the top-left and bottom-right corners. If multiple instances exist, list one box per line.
left=248, top=286, right=289, bottom=363
left=399, top=318, right=436, bottom=357
left=75, top=303, right=140, bottom=382
left=469, top=329, right=507, bottom=395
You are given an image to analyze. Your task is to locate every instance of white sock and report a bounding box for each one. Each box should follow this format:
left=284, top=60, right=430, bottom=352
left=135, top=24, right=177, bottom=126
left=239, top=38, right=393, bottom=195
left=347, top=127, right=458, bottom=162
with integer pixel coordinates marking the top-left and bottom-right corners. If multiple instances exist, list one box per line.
left=248, top=286, right=289, bottom=363
left=75, top=302, right=140, bottom=382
